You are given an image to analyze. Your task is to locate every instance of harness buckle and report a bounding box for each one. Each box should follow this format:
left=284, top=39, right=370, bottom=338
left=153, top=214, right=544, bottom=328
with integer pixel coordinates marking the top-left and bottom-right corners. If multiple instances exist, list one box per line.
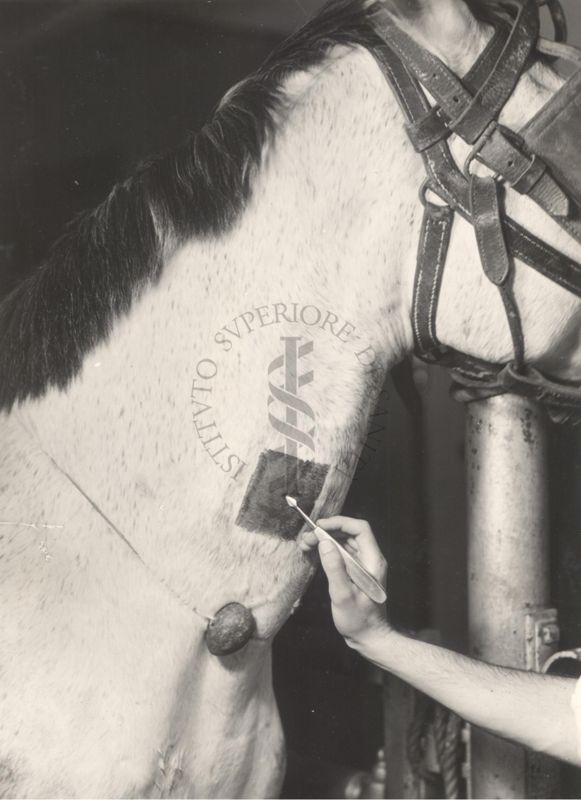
left=418, top=178, right=450, bottom=209
left=462, top=120, right=498, bottom=179
left=538, top=0, right=568, bottom=44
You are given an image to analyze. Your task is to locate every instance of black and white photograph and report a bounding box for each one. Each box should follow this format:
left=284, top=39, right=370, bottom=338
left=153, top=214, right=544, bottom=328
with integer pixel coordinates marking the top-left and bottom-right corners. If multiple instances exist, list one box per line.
left=2, top=0, right=581, bottom=797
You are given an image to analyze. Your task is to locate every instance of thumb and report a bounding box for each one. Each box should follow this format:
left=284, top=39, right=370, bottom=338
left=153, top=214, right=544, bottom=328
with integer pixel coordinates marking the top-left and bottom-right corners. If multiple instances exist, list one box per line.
left=319, top=539, right=352, bottom=604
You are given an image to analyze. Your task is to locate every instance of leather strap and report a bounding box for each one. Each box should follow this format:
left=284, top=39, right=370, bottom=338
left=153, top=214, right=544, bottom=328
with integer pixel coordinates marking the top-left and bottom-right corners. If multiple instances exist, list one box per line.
left=469, top=175, right=511, bottom=286
left=452, top=362, right=581, bottom=424
left=406, top=23, right=511, bottom=152
left=469, top=174, right=525, bottom=367
left=380, top=0, right=538, bottom=145
left=385, top=1, right=578, bottom=233
left=520, top=67, right=581, bottom=208
left=412, top=200, right=454, bottom=357
left=371, top=39, right=581, bottom=298
left=367, top=11, right=581, bottom=423
left=471, top=125, right=571, bottom=219
left=498, top=285, right=525, bottom=369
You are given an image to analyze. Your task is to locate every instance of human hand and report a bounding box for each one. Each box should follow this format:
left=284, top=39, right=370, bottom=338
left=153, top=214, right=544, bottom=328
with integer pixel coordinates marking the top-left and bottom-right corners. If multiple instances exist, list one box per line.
left=299, top=516, right=389, bottom=648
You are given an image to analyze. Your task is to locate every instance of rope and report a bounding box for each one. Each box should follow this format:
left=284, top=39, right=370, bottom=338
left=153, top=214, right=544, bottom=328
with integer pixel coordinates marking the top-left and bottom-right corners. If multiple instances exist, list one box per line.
left=406, top=691, right=434, bottom=781
left=407, top=690, right=464, bottom=798
left=434, top=705, right=463, bottom=799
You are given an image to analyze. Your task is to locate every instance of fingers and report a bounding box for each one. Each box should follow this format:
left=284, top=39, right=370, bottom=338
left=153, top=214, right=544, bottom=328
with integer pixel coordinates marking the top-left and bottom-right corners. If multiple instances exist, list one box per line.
left=317, top=516, right=372, bottom=538
left=298, top=516, right=387, bottom=587
left=317, top=516, right=386, bottom=577
left=297, top=529, right=318, bottom=552
left=318, top=539, right=353, bottom=605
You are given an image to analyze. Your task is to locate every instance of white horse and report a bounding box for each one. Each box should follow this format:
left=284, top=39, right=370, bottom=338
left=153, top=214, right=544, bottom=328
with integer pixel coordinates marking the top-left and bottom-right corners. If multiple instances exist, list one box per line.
left=1, top=0, right=580, bottom=796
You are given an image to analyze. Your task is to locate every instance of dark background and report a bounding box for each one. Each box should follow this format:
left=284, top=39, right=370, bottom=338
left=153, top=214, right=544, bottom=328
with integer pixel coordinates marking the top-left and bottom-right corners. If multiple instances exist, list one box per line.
left=1, top=2, right=581, bottom=797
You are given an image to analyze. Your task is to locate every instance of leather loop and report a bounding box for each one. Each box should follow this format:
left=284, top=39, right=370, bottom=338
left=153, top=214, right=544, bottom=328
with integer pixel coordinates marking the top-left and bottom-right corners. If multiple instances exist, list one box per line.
left=405, top=107, right=450, bottom=153
left=510, top=154, right=545, bottom=193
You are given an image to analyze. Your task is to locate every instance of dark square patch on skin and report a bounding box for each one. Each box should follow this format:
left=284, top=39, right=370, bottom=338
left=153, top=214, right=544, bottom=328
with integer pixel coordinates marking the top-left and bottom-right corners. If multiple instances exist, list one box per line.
left=236, top=449, right=329, bottom=539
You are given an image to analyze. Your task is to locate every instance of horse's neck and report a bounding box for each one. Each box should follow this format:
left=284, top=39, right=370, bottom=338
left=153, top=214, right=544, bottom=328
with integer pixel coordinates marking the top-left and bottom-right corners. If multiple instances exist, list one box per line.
left=16, top=44, right=420, bottom=605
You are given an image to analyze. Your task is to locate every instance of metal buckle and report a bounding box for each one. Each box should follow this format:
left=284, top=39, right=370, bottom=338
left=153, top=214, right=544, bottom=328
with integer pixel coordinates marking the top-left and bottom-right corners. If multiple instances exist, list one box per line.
left=537, top=0, right=568, bottom=44
left=418, top=178, right=449, bottom=208
left=462, top=120, right=498, bottom=179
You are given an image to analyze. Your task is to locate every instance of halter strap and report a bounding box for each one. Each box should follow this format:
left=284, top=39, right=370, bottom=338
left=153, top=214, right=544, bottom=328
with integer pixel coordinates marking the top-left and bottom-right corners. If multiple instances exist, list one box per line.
left=368, top=0, right=581, bottom=423
left=371, top=31, right=581, bottom=296
left=470, top=174, right=525, bottom=368
left=380, top=0, right=538, bottom=146
left=412, top=197, right=453, bottom=357
left=405, top=22, right=512, bottom=152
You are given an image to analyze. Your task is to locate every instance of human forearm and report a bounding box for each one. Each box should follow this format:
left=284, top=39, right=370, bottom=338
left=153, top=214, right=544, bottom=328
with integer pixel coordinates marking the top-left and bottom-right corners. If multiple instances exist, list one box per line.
left=304, top=520, right=580, bottom=765
left=356, top=625, right=579, bottom=765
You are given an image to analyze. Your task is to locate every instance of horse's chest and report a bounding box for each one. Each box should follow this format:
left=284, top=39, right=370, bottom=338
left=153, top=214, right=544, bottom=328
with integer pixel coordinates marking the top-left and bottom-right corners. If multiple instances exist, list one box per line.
left=0, top=563, right=278, bottom=797
left=0, top=593, right=191, bottom=796
left=0, top=515, right=196, bottom=793
left=0, top=422, right=282, bottom=797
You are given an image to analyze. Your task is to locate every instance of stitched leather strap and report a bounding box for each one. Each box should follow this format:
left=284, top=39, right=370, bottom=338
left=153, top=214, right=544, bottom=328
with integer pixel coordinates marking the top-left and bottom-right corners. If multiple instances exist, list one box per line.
left=412, top=201, right=454, bottom=357
left=406, top=23, right=511, bottom=152
left=469, top=175, right=511, bottom=286
left=383, top=1, right=578, bottom=231
left=472, top=125, right=571, bottom=219
left=368, top=16, right=581, bottom=422
left=380, top=0, right=538, bottom=144
left=371, top=39, right=581, bottom=298
left=470, top=175, right=525, bottom=367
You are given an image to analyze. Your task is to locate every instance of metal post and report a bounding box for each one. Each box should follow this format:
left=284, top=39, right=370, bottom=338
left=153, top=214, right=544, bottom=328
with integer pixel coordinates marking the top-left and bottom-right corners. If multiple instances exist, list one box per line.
left=466, top=395, right=550, bottom=799
left=382, top=361, right=430, bottom=798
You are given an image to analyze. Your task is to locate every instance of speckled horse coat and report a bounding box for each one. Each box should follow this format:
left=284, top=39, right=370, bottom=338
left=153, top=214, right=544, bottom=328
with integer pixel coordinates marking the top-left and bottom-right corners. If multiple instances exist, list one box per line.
left=1, top=0, right=581, bottom=796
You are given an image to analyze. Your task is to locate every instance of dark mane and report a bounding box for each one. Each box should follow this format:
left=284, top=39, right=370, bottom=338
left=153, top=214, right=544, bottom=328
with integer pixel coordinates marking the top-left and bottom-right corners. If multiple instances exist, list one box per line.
left=0, top=0, right=523, bottom=411
left=0, top=0, right=382, bottom=410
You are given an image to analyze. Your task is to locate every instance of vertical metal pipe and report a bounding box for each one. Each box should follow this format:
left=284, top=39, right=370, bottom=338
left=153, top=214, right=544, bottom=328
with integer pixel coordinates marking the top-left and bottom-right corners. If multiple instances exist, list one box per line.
left=466, top=395, right=548, bottom=799
left=382, top=362, right=429, bottom=798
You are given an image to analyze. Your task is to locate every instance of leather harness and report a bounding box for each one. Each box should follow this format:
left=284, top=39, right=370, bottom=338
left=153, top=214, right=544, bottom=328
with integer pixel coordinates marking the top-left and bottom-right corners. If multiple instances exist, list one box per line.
left=368, top=0, right=581, bottom=423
